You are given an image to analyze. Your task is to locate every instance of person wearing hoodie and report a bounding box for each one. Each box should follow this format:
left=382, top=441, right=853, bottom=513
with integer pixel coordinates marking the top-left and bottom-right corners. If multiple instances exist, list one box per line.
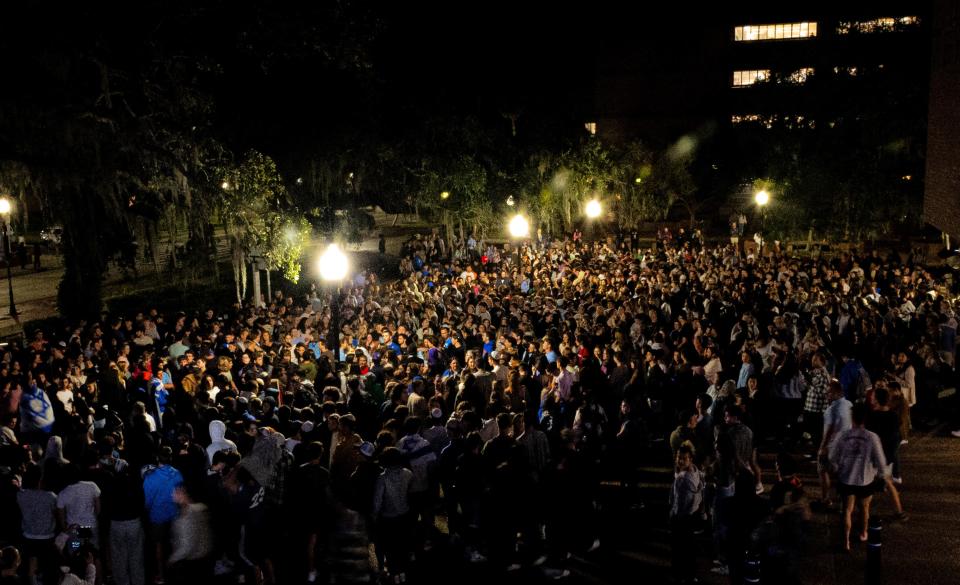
left=206, top=419, right=238, bottom=465
left=395, top=417, right=436, bottom=546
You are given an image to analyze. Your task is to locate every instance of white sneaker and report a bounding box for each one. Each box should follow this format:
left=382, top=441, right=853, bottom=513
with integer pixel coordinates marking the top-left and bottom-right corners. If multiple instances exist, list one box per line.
left=951, top=430, right=960, bottom=438
left=307, top=569, right=317, bottom=583
left=532, top=555, right=548, bottom=567
left=543, top=568, right=570, bottom=580
left=587, top=538, right=600, bottom=552
left=711, top=565, right=730, bottom=576
left=892, top=477, right=903, bottom=485
left=900, top=439, right=909, bottom=446
left=755, top=483, right=764, bottom=495
left=506, top=563, right=522, bottom=572
left=469, top=550, right=487, bottom=563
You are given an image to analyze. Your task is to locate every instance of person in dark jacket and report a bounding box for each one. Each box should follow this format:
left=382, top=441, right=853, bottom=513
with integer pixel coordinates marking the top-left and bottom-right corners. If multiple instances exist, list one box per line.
left=290, top=441, right=330, bottom=584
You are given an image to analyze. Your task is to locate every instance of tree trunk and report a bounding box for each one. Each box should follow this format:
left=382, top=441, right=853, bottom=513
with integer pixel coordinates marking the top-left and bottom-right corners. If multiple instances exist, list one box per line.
left=443, top=209, right=453, bottom=250
left=18, top=189, right=28, bottom=231
left=57, top=184, right=106, bottom=319
left=251, top=264, right=261, bottom=308
left=231, top=243, right=243, bottom=303
left=266, top=269, right=272, bottom=300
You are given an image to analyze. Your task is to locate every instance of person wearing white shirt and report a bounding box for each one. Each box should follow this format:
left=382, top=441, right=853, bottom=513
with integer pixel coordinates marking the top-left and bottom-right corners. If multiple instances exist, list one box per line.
left=817, top=380, right=852, bottom=508
left=829, top=403, right=893, bottom=552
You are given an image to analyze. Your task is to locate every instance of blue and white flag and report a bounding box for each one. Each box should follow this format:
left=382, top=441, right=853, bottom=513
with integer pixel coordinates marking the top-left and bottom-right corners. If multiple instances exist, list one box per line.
left=20, top=383, right=54, bottom=434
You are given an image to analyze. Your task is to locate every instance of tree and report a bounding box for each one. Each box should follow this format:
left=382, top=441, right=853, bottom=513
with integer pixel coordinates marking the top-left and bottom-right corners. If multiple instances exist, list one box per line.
left=220, top=151, right=309, bottom=303
left=0, top=2, right=378, bottom=318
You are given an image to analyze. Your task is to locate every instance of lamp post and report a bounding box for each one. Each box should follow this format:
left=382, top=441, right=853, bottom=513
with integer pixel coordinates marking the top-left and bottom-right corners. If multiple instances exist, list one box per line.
left=508, top=213, right=529, bottom=272
left=318, top=243, right=349, bottom=365
left=0, top=198, right=16, bottom=318
left=585, top=198, right=602, bottom=242
left=754, top=189, right=770, bottom=259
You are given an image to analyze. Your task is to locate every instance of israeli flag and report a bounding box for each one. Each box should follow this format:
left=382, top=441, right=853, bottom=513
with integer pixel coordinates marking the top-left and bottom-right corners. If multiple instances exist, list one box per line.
left=150, top=378, right=168, bottom=415
left=20, top=383, right=55, bottom=434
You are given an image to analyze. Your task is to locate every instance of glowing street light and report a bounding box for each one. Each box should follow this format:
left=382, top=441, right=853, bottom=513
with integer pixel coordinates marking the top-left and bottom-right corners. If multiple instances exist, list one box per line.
left=318, top=243, right=349, bottom=282
left=585, top=199, right=602, bottom=219
left=440, top=191, right=450, bottom=200
left=508, top=214, right=530, bottom=239
left=754, top=190, right=770, bottom=207
left=221, top=181, right=230, bottom=190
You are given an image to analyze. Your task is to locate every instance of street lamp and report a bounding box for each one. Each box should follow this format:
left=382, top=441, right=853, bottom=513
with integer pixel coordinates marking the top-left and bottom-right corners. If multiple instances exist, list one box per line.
left=585, top=198, right=602, bottom=219
left=508, top=214, right=529, bottom=239
left=0, top=198, right=16, bottom=317
left=585, top=198, right=603, bottom=242
left=508, top=213, right=529, bottom=270
left=754, top=189, right=770, bottom=258
left=318, top=243, right=349, bottom=364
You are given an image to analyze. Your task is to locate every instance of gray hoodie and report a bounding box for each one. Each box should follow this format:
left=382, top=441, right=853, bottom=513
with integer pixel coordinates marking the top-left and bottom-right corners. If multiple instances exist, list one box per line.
left=206, top=419, right=238, bottom=464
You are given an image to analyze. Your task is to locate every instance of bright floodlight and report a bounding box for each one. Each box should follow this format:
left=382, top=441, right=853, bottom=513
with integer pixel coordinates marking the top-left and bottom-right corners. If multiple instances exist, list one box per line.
left=0, top=198, right=10, bottom=215
left=440, top=191, right=450, bottom=200
left=508, top=214, right=530, bottom=238
left=585, top=199, right=602, bottom=219
left=755, top=190, right=770, bottom=206
left=318, top=243, right=349, bottom=282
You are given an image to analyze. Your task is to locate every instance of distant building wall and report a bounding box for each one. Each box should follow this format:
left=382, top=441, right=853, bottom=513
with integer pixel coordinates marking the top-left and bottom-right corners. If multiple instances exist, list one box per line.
left=925, top=0, right=960, bottom=242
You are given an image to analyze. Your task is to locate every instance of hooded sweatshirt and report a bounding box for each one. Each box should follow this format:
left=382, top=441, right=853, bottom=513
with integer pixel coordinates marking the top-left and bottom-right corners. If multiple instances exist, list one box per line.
left=206, top=420, right=238, bottom=464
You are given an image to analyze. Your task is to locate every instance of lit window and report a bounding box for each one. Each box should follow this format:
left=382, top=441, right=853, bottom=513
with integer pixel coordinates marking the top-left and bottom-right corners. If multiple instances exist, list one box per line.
left=833, top=66, right=858, bottom=76
left=733, top=22, right=818, bottom=41
left=731, top=114, right=761, bottom=124
left=786, top=67, right=814, bottom=84
left=584, top=122, right=597, bottom=136
left=837, top=16, right=920, bottom=34
left=732, top=70, right=771, bottom=87
left=731, top=114, right=814, bottom=129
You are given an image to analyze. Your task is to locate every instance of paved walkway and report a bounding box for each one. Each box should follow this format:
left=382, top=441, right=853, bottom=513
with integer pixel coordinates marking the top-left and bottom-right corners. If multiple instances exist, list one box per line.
left=322, top=425, right=960, bottom=585
left=588, top=427, right=960, bottom=585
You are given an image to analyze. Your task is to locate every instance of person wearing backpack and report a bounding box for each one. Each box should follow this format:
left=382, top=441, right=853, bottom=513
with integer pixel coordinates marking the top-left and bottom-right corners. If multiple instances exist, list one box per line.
left=839, top=351, right=870, bottom=402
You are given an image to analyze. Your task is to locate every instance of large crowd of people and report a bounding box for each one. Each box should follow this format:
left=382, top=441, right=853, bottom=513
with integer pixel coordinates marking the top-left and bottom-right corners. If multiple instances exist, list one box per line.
left=0, top=227, right=957, bottom=585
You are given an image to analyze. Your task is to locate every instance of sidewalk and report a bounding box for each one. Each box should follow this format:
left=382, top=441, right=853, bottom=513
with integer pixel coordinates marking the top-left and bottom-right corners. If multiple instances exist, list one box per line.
left=636, top=427, right=960, bottom=585
left=786, top=427, right=960, bottom=585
